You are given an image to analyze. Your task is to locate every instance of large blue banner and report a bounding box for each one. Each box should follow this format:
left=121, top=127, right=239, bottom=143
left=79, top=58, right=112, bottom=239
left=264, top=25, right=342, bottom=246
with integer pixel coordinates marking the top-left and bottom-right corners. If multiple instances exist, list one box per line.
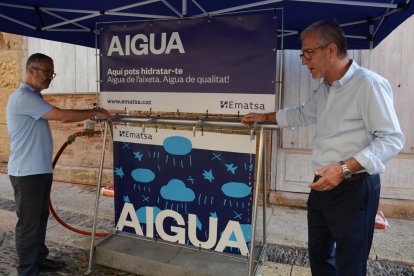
left=99, top=14, right=277, bottom=114
left=113, top=126, right=256, bottom=255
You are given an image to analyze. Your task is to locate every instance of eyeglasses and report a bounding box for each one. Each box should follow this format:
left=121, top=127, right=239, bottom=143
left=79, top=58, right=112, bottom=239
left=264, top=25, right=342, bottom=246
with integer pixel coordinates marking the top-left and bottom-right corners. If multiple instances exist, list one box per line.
left=32, top=67, right=57, bottom=79
left=299, top=45, right=327, bottom=61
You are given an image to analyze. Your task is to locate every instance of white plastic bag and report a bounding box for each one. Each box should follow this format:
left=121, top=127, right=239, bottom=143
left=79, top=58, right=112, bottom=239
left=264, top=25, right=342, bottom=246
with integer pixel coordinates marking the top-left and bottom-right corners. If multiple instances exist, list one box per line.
left=375, top=211, right=389, bottom=229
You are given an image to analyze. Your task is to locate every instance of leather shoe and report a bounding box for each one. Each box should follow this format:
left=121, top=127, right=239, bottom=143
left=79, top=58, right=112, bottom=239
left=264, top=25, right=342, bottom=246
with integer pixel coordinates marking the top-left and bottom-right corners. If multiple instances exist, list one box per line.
left=39, top=258, right=66, bottom=272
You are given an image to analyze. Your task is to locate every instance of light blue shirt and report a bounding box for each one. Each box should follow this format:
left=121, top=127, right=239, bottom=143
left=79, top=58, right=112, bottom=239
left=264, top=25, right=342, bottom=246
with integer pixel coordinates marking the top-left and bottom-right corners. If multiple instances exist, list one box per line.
left=6, top=83, right=54, bottom=176
left=277, top=60, right=404, bottom=174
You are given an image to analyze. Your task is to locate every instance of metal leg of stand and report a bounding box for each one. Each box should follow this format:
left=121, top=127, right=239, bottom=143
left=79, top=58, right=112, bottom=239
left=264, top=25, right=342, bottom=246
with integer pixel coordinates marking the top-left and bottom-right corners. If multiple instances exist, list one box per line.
left=86, top=121, right=109, bottom=274
left=262, top=131, right=267, bottom=245
left=248, top=127, right=265, bottom=276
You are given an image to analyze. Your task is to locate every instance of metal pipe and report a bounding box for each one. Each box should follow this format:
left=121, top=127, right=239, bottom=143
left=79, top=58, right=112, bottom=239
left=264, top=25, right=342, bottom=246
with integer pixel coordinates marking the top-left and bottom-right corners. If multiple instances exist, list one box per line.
left=87, top=121, right=109, bottom=274
left=191, top=0, right=208, bottom=15
left=262, top=131, right=267, bottom=245
left=42, top=13, right=100, bottom=31
left=0, top=14, right=36, bottom=29
left=94, top=23, right=99, bottom=100
left=109, top=115, right=279, bottom=130
left=161, top=0, right=182, bottom=17
left=277, top=8, right=285, bottom=159
left=0, top=2, right=34, bottom=9
left=248, top=127, right=265, bottom=276
left=104, top=11, right=175, bottom=19
left=277, top=8, right=284, bottom=111
left=209, top=0, right=284, bottom=15
left=182, top=0, right=187, bottom=16
left=41, top=9, right=90, bottom=30
left=291, top=0, right=398, bottom=8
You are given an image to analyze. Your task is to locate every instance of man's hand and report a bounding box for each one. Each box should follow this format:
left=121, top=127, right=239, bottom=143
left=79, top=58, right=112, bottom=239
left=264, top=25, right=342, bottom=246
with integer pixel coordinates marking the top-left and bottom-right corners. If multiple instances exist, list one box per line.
left=95, top=108, right=113, bottom=121
left=308, top=162, right=344, bottom=191
left=241, top=112, right=274, bottom=127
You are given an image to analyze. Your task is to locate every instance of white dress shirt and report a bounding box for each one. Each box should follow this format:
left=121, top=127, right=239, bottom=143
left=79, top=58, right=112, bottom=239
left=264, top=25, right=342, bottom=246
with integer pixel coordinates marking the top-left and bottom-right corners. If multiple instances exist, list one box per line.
left=277, top=60, right=404, bottom=174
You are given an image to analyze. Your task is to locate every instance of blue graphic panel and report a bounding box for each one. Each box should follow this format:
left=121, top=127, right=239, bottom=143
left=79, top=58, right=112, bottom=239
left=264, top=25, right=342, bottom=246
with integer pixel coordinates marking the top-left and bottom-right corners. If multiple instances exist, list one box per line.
left=113, top=135, right=255, bottom=255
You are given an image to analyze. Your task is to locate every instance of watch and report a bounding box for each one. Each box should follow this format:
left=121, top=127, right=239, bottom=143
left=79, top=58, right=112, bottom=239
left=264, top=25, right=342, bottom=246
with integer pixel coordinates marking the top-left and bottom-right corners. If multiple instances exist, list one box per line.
left=339, top=160, right=352, bottom=179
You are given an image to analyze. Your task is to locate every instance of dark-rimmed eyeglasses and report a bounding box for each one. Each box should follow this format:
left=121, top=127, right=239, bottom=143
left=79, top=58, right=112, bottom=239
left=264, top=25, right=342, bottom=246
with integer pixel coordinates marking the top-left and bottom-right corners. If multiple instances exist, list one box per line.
left=299, top=45, right=328, bottom=61
left=32, top=67, right=57, bottom=79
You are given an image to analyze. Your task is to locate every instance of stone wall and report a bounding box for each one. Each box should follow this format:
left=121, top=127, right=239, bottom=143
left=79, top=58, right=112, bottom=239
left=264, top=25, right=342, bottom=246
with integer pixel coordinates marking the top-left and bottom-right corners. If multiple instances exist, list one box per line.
left=0, top=33, right=26, bottom=163
left=45, top=94, right=113, bottom=185
left=0, top=33, right=113, bottom=185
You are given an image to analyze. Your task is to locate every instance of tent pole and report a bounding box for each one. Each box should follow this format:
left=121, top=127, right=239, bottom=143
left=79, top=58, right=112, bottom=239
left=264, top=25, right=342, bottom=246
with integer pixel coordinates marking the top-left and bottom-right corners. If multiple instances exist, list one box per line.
left=262, top=130, right=267, bottom=245
left=0, top=13, right=36, bottom=29
left=290, top=0, right=397, bottom=8
left=95, top=23, right=99, bottom=103
left=278, top=7, right=284, bottom=112
left=208, top=0, right=397, bottom=16
left=191, top=0, right=208, bottom=14
left=182, top=0, right=187, bottom=16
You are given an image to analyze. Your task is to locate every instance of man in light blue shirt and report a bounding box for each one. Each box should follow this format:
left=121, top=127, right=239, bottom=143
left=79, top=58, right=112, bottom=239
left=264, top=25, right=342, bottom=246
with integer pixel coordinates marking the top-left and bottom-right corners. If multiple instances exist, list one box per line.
left=6, top=53, right=112, bottom=276
left=242, top=21, right=404, bottom=275
left=7, top=82, right=54, bottom=176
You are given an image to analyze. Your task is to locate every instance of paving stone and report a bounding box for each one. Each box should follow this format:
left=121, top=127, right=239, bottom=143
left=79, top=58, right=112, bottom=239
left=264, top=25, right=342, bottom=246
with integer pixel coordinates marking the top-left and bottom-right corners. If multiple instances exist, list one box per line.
left=373, top=218, right=414, bottom=264
left=0, top=175, right=413, bottom=276
left=261, top=262, right=291, bottom=275
left=0, top=174, right=15, bottom=200
left=0, top=230, right=135, bottom=276
left=266, top=243, right=414, bottom=276
left=0, top=209, right=16, bottom=230
left=266, top=206, right=308, bottom=248
left=291, top=265, right=311, bottom=276
left=267, top=244, right=309, bottom=267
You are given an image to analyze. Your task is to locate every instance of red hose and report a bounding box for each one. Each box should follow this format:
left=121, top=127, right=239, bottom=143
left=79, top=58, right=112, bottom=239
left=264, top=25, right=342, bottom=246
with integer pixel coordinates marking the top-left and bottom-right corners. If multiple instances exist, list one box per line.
left=50, top=139, right=109, bottom=237
left=50, top=178, right=110, bottom=187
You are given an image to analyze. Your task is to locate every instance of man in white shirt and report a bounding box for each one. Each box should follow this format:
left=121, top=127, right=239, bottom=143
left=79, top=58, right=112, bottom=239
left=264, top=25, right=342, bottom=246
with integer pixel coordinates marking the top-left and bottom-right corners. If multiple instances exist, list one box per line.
left=242, top=21, right=404, bottom=275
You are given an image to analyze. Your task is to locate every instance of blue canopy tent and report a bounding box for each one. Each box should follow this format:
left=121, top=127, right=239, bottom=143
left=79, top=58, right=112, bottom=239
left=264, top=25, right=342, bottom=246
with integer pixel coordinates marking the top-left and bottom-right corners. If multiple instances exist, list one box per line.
left=0, top=0, right=413, bottom=49
left=1, top=1, right=413, bottom=275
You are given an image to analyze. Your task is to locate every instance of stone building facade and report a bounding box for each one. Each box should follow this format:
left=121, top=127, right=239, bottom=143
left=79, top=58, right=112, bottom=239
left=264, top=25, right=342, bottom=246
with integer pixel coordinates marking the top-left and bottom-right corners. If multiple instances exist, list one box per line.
left=0, top=33, right=113, bottom=185
left=0, top=33, right=25, bottom=164
left=1, top=30, right=413, bottom=219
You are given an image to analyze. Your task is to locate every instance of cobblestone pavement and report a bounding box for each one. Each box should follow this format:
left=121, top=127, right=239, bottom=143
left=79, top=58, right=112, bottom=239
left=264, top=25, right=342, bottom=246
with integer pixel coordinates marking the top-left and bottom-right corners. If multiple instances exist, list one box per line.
left=1, top=226, right=413, bottom=276
left=1, top=175, right=413, bottom=275
left=0, top=230, right=135, bottom=276
left=0, top=180, right=137, bottom=276
left=266, top=244, right=414, bottom=276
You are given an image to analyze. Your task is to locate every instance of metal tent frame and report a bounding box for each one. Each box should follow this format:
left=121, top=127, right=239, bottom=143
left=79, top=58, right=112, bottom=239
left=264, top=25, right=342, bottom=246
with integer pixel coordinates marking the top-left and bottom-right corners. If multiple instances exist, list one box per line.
left=0, top=0, right=413, bottom=49
left=1, top=1, right=413, bottom=275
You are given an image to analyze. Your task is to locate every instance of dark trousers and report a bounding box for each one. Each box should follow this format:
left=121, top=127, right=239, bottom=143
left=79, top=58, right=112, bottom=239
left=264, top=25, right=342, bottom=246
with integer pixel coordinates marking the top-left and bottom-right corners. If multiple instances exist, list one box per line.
left=307, top=173, right=380, bottom=276
left=10, top=174, right=53, bottom=276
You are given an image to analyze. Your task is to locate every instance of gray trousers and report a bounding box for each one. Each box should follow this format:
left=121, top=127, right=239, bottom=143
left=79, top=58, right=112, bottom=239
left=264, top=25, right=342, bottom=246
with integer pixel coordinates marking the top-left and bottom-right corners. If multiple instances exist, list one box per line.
left=10, top=174, right=52, bottom=276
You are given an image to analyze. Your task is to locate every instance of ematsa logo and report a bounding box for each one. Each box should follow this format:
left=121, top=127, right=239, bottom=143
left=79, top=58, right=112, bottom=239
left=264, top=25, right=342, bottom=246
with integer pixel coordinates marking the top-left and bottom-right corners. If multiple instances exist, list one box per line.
left=220, top=101, right=265, bottom=110
left=118, top=130, right=153, bottom=140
